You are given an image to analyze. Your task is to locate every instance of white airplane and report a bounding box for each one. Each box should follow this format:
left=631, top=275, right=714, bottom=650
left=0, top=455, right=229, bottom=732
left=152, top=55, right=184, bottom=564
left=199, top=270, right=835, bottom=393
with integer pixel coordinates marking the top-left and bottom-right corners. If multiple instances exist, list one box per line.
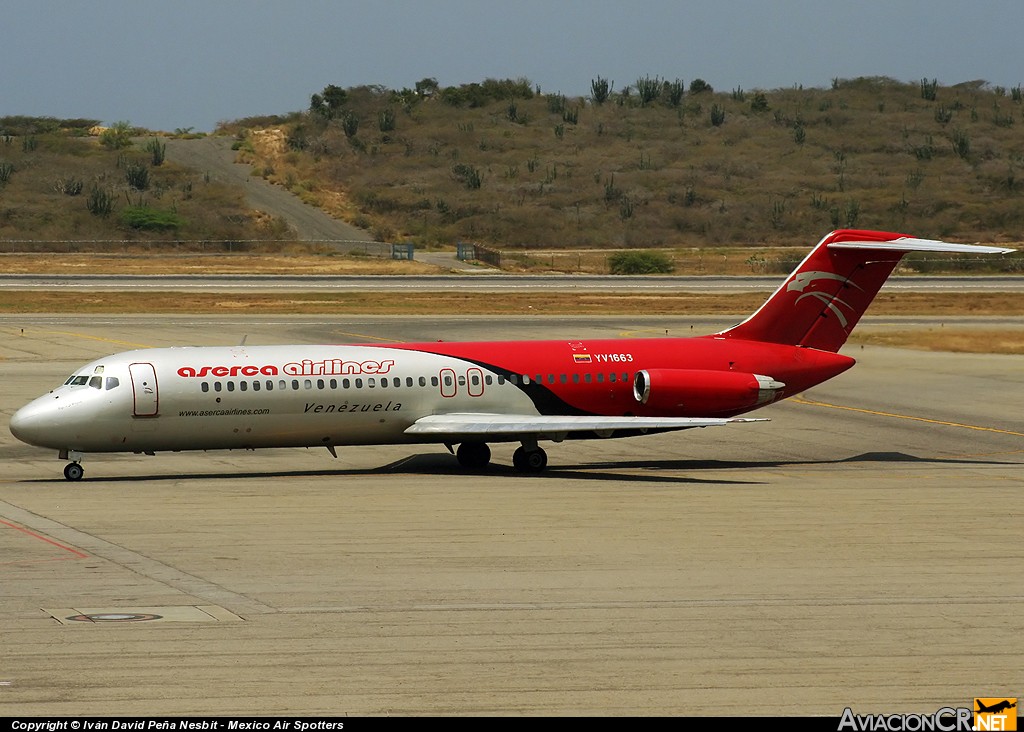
left=9, top=229, right=1013, bottom=481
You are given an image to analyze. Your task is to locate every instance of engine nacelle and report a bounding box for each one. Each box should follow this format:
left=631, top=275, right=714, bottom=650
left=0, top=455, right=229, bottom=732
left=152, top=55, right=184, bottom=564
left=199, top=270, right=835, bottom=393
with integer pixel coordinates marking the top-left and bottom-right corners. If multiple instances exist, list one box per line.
left=632, top=369, right=785, bottom=415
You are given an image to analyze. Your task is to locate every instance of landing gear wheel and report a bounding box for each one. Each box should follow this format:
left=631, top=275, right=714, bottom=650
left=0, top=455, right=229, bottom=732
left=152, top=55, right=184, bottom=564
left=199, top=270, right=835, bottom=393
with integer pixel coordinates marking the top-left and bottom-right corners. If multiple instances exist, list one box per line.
left=456, top=441, right=491, bottom=470
left=63, top=463, right=84, bottom=482
left=512, top=446, right=547, bottom=474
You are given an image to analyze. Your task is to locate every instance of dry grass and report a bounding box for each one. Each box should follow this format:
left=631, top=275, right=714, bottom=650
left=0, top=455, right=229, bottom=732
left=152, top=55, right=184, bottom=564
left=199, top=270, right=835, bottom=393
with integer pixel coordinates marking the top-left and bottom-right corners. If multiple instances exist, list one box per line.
left=849, top=329, right=1024, bottom=354
left=3, top=291, right=1022, bottom=318
left=0, top=253, right=441, bottom=275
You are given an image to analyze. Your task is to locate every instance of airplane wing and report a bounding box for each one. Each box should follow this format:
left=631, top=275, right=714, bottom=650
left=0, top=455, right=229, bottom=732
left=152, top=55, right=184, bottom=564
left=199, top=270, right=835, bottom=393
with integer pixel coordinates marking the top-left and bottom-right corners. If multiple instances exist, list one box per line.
left=404, top=413, right=766, bottom=440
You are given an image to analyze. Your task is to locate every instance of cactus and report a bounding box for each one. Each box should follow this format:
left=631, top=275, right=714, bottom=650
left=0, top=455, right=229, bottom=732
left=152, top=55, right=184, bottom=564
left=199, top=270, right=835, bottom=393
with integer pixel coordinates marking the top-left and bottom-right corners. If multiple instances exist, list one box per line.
left=124, top=162, right=149, bottom=190
left=920, top=78, right=938, bottom=101
left=340, top=111, right=359, bottom=139
left=55, top=176, right=84, bottom=195
left=710, top=104, right=726, bottom=127
left=590, top=76, right=611, bottom=105
left=635, top=76, right=662, bottom=106
left=145, top=137, right=166, bottom=166
left=952, top=128, right=970, bottom=159
left=665, top=79, right=685, bottom=108
left=86, top=185, right=115, bottom=217
left=378, top=108, right=396, bottom=132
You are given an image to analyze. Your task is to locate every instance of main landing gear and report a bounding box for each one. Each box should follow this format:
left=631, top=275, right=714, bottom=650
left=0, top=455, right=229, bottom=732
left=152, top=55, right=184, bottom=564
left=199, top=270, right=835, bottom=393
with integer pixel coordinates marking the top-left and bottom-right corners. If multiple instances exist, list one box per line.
left=512, top=445, right=547, bottom=473
left=454, top=441, right=548, bottom=474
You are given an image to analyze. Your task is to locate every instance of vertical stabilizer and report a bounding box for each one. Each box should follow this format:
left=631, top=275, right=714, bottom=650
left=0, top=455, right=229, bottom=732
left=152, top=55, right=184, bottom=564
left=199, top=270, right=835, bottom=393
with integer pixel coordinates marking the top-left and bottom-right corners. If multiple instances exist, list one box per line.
left=717, top=229, right=1013, bottom=352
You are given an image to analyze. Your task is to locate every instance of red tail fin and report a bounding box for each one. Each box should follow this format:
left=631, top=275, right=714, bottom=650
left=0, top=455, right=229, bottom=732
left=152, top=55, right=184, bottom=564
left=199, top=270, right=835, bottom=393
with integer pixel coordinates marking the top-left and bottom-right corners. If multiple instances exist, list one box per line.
left=718, top=229, right=1013, bottom=352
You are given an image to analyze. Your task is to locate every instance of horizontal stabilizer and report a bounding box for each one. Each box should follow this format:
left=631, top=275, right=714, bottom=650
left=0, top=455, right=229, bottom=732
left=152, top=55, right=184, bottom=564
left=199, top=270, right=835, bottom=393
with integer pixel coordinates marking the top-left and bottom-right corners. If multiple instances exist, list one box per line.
left=406, top=412, right=765, bottom=439
left=829, top=237, right=1015, bottom=255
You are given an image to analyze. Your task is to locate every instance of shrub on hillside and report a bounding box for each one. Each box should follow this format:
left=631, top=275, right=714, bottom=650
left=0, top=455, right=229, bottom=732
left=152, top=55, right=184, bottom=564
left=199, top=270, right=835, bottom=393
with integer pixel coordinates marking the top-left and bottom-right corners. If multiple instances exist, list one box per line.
left=121, top=206, right=183, bottom=231
left=608, top=250, right=674, bottom=274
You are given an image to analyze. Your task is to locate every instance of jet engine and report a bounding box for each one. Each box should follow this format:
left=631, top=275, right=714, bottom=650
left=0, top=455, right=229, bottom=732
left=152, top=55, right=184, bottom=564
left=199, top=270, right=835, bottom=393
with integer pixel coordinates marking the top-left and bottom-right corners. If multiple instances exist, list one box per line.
left=632, top=369, right=785, bottom=415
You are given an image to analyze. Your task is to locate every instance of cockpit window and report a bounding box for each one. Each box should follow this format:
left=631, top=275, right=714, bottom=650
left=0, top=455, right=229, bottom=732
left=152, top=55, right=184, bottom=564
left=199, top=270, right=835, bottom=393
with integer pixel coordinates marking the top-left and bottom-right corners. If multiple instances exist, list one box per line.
left=105, top=377, right=120, bottom=390
left=67, top=375, right=90, bottom=387
left=88, top=376, right=103, bottom=389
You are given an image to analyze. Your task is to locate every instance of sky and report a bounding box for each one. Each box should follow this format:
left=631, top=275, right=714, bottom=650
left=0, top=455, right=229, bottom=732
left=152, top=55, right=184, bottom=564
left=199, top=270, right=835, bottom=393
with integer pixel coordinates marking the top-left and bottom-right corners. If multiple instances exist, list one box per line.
left=3, top=0, right=1023, bottom=132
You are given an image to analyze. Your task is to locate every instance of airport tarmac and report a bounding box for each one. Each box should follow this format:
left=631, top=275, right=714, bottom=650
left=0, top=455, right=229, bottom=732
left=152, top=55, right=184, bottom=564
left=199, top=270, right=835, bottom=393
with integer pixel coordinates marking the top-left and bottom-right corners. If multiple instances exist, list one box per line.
left=1, top=315, right=1022, bottom=716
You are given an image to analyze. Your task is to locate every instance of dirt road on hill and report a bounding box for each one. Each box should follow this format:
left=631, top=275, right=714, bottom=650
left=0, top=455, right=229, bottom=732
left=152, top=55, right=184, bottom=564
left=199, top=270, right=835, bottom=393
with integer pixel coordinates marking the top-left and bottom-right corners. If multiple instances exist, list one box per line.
left=162, top=137, right=470, bottom=271
left=162, top=136, right=382, bottom=250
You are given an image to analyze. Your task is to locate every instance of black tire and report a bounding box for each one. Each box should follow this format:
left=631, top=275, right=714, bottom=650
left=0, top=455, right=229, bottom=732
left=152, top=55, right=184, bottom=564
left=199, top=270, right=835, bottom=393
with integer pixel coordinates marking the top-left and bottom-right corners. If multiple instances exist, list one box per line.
left=63, top=463, right=84, bottom=482
left=456, top=441, right=491, bottom=470
left=512, top=446, right=547, bottom=473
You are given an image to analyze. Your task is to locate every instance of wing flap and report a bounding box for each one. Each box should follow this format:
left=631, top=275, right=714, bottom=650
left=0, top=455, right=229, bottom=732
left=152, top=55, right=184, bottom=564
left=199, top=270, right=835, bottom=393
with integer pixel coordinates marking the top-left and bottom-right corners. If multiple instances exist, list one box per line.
left=405, top=412, right=764, bottom=438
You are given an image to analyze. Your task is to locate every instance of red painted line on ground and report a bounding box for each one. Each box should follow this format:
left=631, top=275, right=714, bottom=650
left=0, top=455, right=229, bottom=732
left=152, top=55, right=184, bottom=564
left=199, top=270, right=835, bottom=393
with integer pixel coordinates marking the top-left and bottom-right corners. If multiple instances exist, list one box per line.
left=0, top=518, right=88, bottom=559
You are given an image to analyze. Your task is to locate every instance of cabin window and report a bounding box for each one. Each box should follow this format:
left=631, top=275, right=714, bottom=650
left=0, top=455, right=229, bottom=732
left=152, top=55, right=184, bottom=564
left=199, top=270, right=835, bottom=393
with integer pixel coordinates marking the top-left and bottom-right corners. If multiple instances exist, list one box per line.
left=597, top=373, right=604, bottom=383
left=484, top=375, right=492, bottom=386
left=266, top=380, right=274, bottom=391
left=291, top=380, right=299, bottom=390
left=443, top=375, right=453, bottom=387
left=329, top=378, right=337, bottom=389
left=430, top=376, right=439, bottom=387
left=226, top=381, right=235, bottom=392
left=213, top=382, right=222, bottom=392
left=609, top=373, right=617, bottom=383
left=406, top=377, right=414, bottom=387
left=494, top=375, right=502, bottom=385
left=239, top=381, right=248, bottom=392
left=317, top=379, right=325, bottom=390
left=252, top=381, right=260, bottom=392
left=584, top=374, right=592, bottom=384
left=355, top=378, right=363, bottom=389
left=572, top=373, right=580, bottom=384
left=368, top=378, right=376, bottom=388
left=419, top=376, right=427, bottom=387
left=458, top=375, right=466, bottom=387
left=559, top=374, right=567, bottom=384
left=201, top=382, right=209, bottom=393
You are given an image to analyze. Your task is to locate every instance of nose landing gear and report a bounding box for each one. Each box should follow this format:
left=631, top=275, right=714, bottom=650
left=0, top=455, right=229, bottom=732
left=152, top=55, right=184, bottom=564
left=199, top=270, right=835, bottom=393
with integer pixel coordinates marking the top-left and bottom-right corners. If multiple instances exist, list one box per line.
left=58, top=449, right=85, bottom=481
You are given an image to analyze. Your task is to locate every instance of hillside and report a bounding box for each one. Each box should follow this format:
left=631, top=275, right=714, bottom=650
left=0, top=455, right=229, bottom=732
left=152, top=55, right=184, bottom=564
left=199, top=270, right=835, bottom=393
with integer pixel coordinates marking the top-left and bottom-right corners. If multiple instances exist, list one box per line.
left=2, top=76, right=1024, bottom=271
left=0, top=118, right=291, bottom=253
left=222, top=76, right=1024, bottom=253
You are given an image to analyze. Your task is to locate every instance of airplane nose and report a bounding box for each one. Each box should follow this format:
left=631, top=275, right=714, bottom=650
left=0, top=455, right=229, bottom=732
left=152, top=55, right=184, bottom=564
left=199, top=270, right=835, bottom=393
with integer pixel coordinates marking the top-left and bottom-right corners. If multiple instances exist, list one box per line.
left=9, top=400, right=54, bottom=448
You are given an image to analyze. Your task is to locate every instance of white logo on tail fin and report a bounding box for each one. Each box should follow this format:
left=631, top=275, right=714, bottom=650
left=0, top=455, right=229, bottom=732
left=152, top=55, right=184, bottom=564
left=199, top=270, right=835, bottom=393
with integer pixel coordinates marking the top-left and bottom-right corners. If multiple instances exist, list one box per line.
left=794, top=292, right=854, bottom=328
left=786, top=271, right=863, bottom=293
left=786, top=271, right=863, bottom=329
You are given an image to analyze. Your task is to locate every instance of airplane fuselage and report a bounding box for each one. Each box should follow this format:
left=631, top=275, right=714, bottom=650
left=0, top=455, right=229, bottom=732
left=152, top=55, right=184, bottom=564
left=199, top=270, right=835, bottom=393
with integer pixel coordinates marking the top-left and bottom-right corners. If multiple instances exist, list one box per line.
left=10, top=337, right=852, bottom=454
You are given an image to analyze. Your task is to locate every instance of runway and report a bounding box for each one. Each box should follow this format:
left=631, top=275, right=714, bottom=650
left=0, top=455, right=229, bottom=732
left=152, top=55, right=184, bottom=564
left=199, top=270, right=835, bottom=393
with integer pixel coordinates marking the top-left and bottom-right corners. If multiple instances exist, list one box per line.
left=1, top=315, right=1022, bottom=716
left=1, top=273, right=1022, bottom=293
